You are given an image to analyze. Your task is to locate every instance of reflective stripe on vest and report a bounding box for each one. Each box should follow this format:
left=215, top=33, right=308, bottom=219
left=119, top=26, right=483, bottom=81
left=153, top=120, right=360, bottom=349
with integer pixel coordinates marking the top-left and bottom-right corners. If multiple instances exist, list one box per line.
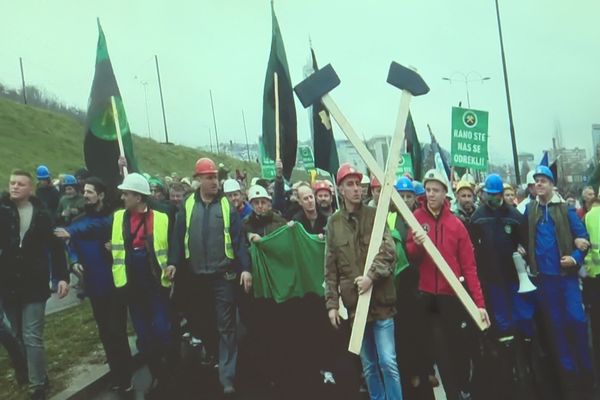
left=111, top=209, right=171, bottom=288
left=184, top=195, right=234, bottom=260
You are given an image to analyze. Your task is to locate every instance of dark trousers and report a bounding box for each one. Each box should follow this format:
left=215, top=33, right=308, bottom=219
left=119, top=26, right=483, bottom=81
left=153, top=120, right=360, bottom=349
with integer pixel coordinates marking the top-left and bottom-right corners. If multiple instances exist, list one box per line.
left=89, top=293, right=132, bottom=387
left=583, top=276, right=600, bottom=378
left=417, top=293, right=473, bottom=400
left=186, top=272, right=238, bottom=388
left=126, top=250, right=172, bottom=381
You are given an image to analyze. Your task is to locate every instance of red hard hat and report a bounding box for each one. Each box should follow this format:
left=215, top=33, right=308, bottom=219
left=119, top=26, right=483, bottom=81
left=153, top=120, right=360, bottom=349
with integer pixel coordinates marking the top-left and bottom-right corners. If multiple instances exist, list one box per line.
left=336, top=163, right=363, bottom=186
left=194, top=158, right=218, bottom=176
left=370, top=175, right=381, bottom=189
left=313, top=180, right=331, bottom=194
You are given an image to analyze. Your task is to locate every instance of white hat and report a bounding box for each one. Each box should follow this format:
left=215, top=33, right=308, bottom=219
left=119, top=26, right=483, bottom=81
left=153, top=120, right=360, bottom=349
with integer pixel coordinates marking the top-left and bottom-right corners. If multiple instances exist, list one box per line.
left=118, top=173, right=151, bottom=195
left=423, top=169, right=448, bottom=191
left=248, top=185, right=271, bottom=201
left=223, top=179, right=241, bottom=194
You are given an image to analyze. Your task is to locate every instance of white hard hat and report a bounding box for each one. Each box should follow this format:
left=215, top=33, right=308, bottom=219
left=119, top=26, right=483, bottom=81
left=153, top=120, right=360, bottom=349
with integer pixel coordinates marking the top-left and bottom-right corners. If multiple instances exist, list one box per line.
left=223, top=179, right=241, bottom=194
left=526, top=170, right=536, bottom=185
left=360, top=174, right=370, bottom=185
left=117, top=173, right=151, bottom=195
left=423, top=169, right=448, bottom=191
left=248, top=185, right=271, bottom=201
left=460, top=173, right=476, bottom=185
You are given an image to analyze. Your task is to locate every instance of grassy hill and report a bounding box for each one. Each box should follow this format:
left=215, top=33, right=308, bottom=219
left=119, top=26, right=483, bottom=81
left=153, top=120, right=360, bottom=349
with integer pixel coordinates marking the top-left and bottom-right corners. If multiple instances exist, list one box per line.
left=0, top=97, right=259, bottom=182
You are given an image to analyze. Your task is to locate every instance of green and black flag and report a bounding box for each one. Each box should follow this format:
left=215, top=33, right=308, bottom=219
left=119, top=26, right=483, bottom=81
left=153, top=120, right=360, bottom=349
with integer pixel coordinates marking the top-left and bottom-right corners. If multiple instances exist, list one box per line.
left=310, top=47, right=339, bottom=177
left=84, top=19, right=138, bottom=192
left=262, top=3, right=297, bottom=180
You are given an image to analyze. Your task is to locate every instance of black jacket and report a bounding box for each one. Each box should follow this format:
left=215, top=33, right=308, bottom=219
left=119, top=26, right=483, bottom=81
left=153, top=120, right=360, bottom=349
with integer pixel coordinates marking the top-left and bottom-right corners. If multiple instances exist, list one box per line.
left=469, top=202, right=527, bottom=285
left=35, top=185, right=61, bottom=217
left=0, top=193, right=68, bottom=303
left=292, top=209, right=328, bottom=235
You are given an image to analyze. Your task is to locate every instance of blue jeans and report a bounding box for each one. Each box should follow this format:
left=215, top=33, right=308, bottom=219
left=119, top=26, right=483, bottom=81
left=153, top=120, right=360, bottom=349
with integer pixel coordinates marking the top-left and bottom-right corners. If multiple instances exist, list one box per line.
left=0, top=301, right=27, bottom=382
left=3, top=301, right=47, bottom=390
left=359, top=318, right=403, bottom=400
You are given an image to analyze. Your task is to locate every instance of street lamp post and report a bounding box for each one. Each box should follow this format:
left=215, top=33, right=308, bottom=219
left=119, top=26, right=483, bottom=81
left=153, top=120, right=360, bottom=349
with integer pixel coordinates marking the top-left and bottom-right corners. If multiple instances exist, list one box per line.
left=442, top=72, right=491, bottom=109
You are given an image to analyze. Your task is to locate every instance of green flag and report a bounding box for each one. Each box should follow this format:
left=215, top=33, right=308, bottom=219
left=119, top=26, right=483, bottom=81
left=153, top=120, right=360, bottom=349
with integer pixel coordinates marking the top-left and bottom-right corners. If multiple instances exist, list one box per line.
left=310, top=47, right=339, bottom=177
left=250, top=223, right=324, bottom=303
left=84, top=19, right=138, bottom=194
left=262, top=3, right=297, bottom=180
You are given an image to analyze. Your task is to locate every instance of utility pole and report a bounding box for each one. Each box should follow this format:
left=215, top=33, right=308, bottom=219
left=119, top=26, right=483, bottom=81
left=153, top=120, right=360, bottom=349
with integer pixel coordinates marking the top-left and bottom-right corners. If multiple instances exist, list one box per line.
left=209, top=90, right=220, bottom=154
left=242, top=110, right=251, bottom=161
left=154, top=55, right=170, bottom=144
left=19, top=57, right=27, bottom=104
left=494, top=0, right=520, bottom=184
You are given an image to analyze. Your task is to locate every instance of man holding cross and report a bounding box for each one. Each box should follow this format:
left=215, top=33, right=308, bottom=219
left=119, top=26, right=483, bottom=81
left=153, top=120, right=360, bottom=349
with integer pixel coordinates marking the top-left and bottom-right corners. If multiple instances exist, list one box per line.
left=325, top=163, right=402, bottom=400
left=406, top=169, right=489, bottom=400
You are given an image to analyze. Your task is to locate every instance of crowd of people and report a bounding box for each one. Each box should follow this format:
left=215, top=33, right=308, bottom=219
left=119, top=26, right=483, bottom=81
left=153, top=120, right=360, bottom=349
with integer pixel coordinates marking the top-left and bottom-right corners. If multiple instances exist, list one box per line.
left=0, top=157, right=599, bottom=400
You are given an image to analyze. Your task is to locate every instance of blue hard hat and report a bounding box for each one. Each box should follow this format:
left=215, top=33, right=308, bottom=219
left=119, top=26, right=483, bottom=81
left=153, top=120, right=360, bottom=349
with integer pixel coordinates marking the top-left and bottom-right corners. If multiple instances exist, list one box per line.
left=63, top=175, right=77, bottom=186
left=36, top=165, right=50, bottom=180
left=412, top=180, right=425, bottom=196
left=395, top=177, right=415, bottom=193
left=533, top=165, right=554, bottom=183
left=483, top=174, right=504, bottom=194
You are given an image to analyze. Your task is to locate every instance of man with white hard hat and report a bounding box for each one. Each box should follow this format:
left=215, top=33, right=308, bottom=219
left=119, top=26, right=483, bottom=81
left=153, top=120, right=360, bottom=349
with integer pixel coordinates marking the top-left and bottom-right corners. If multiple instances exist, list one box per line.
left=223, top=178, right=252, bottom=220
left=111, top=173, right=175, bottom=398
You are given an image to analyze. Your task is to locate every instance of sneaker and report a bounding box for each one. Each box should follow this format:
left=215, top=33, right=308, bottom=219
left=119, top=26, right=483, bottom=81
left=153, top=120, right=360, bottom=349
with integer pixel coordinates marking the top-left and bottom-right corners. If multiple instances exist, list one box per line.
left=111, top=382, right=134, bottom=392
left=323, top=371, right=336, bottom=384
left=459, top=390, right=472, bottom=400
left=223, top=385, right=236, bottom=395
left=190, top=337, right=203, bottom=347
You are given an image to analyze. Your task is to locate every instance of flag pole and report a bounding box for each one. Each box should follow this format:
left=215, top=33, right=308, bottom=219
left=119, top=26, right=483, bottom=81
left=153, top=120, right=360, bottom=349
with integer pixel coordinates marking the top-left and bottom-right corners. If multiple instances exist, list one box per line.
left=274, top=72, right=280, bottom=161
left=111, top=96, right=128, bottom=176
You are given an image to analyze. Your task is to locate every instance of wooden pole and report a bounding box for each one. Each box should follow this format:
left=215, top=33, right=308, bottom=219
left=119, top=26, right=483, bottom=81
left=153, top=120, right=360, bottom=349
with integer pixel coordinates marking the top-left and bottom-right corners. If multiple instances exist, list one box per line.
left=274, top=72, right=281, bottom=161
left=111, top=96, right=128, bottom=176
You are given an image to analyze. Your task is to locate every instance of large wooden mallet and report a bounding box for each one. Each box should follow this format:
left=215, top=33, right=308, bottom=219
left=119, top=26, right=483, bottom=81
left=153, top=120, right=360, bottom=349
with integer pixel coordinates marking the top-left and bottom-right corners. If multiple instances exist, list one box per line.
left=295, top=64, right=487, bottom=354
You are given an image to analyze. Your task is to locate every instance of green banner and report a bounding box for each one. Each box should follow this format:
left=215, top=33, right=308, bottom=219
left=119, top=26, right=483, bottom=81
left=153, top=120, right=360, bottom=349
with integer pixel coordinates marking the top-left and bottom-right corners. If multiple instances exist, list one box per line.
left=299, top=145, right=316, bottom=173
left=450, top=107, right=489, bottom=170
left=259, top=137, right=276, bottom=179
left=395, top=153, right=414, bottom=177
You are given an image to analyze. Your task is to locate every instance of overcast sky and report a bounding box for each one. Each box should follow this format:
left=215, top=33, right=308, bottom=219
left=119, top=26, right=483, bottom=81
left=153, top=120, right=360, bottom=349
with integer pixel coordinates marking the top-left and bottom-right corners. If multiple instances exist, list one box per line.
left=1, top=0, right=598, bottom=167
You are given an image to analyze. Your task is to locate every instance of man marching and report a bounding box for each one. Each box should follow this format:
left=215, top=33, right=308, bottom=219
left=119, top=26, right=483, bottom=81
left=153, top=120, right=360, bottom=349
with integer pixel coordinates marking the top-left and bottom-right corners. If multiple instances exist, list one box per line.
left=406, top=169, right=489, bottom=400
left=111, top=173, right=175, bottom=399
left=325, top=163, right=402, bottom=400
left=169, top=157, right=251, bottom=396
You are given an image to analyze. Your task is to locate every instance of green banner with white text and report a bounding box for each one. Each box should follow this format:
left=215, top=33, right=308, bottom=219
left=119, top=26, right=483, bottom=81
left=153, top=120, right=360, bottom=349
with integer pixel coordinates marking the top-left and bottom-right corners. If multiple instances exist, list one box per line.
left=450, top=107, right=489, bottom=170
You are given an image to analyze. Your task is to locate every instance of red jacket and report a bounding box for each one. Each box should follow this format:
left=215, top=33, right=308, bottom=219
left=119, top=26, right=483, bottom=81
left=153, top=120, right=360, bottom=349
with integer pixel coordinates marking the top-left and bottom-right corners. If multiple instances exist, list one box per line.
left=406, top=202, right=485, bottom=308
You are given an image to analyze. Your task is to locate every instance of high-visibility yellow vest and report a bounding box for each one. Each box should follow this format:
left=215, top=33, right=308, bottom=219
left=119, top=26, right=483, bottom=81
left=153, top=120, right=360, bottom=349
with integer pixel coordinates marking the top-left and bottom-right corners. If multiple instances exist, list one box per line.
left=585, top=206, right=600, bottom=278
left=111, top=209, right=171, bottom=288
left=183, top=195, right=234, bottom=260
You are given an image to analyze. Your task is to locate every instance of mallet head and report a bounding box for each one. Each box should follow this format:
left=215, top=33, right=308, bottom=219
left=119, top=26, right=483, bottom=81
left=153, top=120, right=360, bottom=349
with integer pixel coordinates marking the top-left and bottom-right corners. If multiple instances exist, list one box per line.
left=387, top=62, right=429, bottom=96
left=294, top=64, right=340, bottom=108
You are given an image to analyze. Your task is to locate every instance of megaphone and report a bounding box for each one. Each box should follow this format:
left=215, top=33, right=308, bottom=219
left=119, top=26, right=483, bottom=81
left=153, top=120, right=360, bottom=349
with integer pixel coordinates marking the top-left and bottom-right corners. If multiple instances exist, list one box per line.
left=513, top=252, right=537, bottom=293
